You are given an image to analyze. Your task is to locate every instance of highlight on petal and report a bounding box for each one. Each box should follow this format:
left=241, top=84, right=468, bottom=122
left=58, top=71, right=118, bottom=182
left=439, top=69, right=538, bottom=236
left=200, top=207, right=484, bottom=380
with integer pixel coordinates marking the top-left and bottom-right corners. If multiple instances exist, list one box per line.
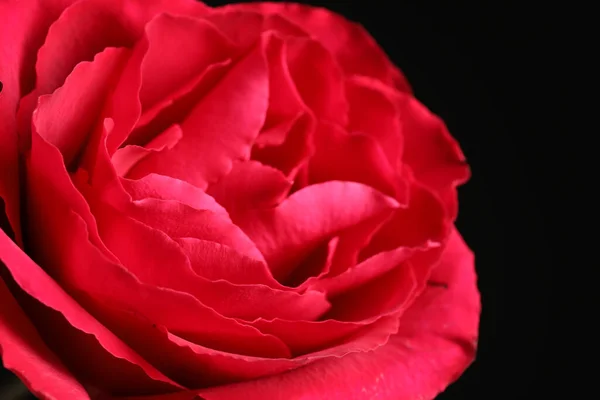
left=237, top=181, right=400, bottom=282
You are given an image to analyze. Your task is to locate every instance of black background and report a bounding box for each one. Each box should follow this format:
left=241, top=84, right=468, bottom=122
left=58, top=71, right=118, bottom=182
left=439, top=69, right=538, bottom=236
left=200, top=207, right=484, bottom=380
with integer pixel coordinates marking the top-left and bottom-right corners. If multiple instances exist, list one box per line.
left=2, top=0, right=561, bottom=398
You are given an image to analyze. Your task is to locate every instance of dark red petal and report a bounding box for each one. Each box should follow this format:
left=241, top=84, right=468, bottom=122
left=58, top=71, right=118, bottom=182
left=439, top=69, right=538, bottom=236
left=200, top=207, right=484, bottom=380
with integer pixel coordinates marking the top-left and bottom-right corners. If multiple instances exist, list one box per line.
left=33, top=47, right=128, bottom=167
left=0, top=274, right=89, bottom=400
left=234, top=2, right=411, bottom=91
left=206, top=161, right=292, bottom=214
left=127, top=34, right=270, bottom=189
left=0, top=230, right=180, bottom=393
left=309, top=121, right=403, bottom=199
left=144, top=230, right=479, bottom=400
left=237, top=181, right=399, bottom=282
left=346, top=75, right=403, bottom=170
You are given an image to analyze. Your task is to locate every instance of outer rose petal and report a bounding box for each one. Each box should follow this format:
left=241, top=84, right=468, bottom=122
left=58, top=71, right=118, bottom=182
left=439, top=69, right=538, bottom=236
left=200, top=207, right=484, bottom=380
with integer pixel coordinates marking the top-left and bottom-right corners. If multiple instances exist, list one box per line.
left=133, top=229, right=479, bottom=400
left=0, top=230, right=181, bottom=395
left=0, top=0, right=74, bottom=241
left=0, top=275, right=89, bottom=400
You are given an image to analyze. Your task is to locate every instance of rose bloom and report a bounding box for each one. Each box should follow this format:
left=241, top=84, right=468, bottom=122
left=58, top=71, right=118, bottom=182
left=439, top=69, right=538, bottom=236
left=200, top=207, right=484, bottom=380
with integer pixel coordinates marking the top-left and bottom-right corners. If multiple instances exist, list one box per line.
left=0, top=0, right=480, bottom=399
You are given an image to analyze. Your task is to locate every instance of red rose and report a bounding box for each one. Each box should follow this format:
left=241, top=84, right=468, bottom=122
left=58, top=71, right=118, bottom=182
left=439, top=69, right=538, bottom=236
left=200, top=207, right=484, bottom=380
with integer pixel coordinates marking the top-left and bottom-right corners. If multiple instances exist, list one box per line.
left=0, top=1, right=480, bottom=399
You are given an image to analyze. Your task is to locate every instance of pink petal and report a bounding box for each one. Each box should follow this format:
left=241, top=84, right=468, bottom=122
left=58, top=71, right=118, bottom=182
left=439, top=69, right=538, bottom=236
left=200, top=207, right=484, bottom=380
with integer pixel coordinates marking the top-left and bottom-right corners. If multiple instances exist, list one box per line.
left=206, top=161, right=292, bottom=215
left=235, top=2, right=411, bottom=91
left=309, top=121, right=404, bottom=199
left=237, top=181, right=399, bottom=282
left=0, top=275, right=90, bottom=400
left=33, top=47, right=128, bottom=167
left=113, top=124, right=183, bottom=176
left=0, top=230, right=181, bottom=394
left=127, top=34, right=270, bottom=189
left=150, top=229, right=479, bottom=400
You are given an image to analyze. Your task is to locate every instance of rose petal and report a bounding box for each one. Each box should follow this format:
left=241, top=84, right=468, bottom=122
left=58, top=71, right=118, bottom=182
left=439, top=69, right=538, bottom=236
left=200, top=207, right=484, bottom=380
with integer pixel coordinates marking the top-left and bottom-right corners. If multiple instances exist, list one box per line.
left=251, top=112, right=315, bottom=180
left=0, top=0, right=73, bottom=241
left=285, top=37, right=348, bottom=125
left=138, top=13, right=234, bottom=114
left=26, top=125, right=289, bottom=358
left=284, top=237, right=338, bottom=289
left=34, top=0, right=209, bottom=95
left=151, top=229, right=479, bottom=400
left=361, top=182, right=449, bottom=259
left=257, top=34, right=306, bottom=146
left=112, top=124, right=183, bottom=177
left=346, top=75, right=403, bottom=170
left=325, top=211, right=394, bottom=277
left=121, top=198, right=264, bottom=262
left=28, top=200, right=291, bottom=358
left=121, top=174, right=228, bottom=217
left=250, top=263, right=414, bottom=355
left=100, top=310, right=398, bottom=392
left=33, top=47, right=128, bottom=167
left=309, top=121, right=403, bottom=199
left=207, top=160, right=292, bottom=215
left=0, top=275, right=90, bottom=400
left=175, top=238, right=277, bottom=287
left=236, top=2, right=411, bottom=91
left=237, top=181, right=399, bottom=282
left=397, top=93, right=470, bottom=219
left=0, top=230, right=181, bottom=394
left=127, top=34, right=270, bottom=188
